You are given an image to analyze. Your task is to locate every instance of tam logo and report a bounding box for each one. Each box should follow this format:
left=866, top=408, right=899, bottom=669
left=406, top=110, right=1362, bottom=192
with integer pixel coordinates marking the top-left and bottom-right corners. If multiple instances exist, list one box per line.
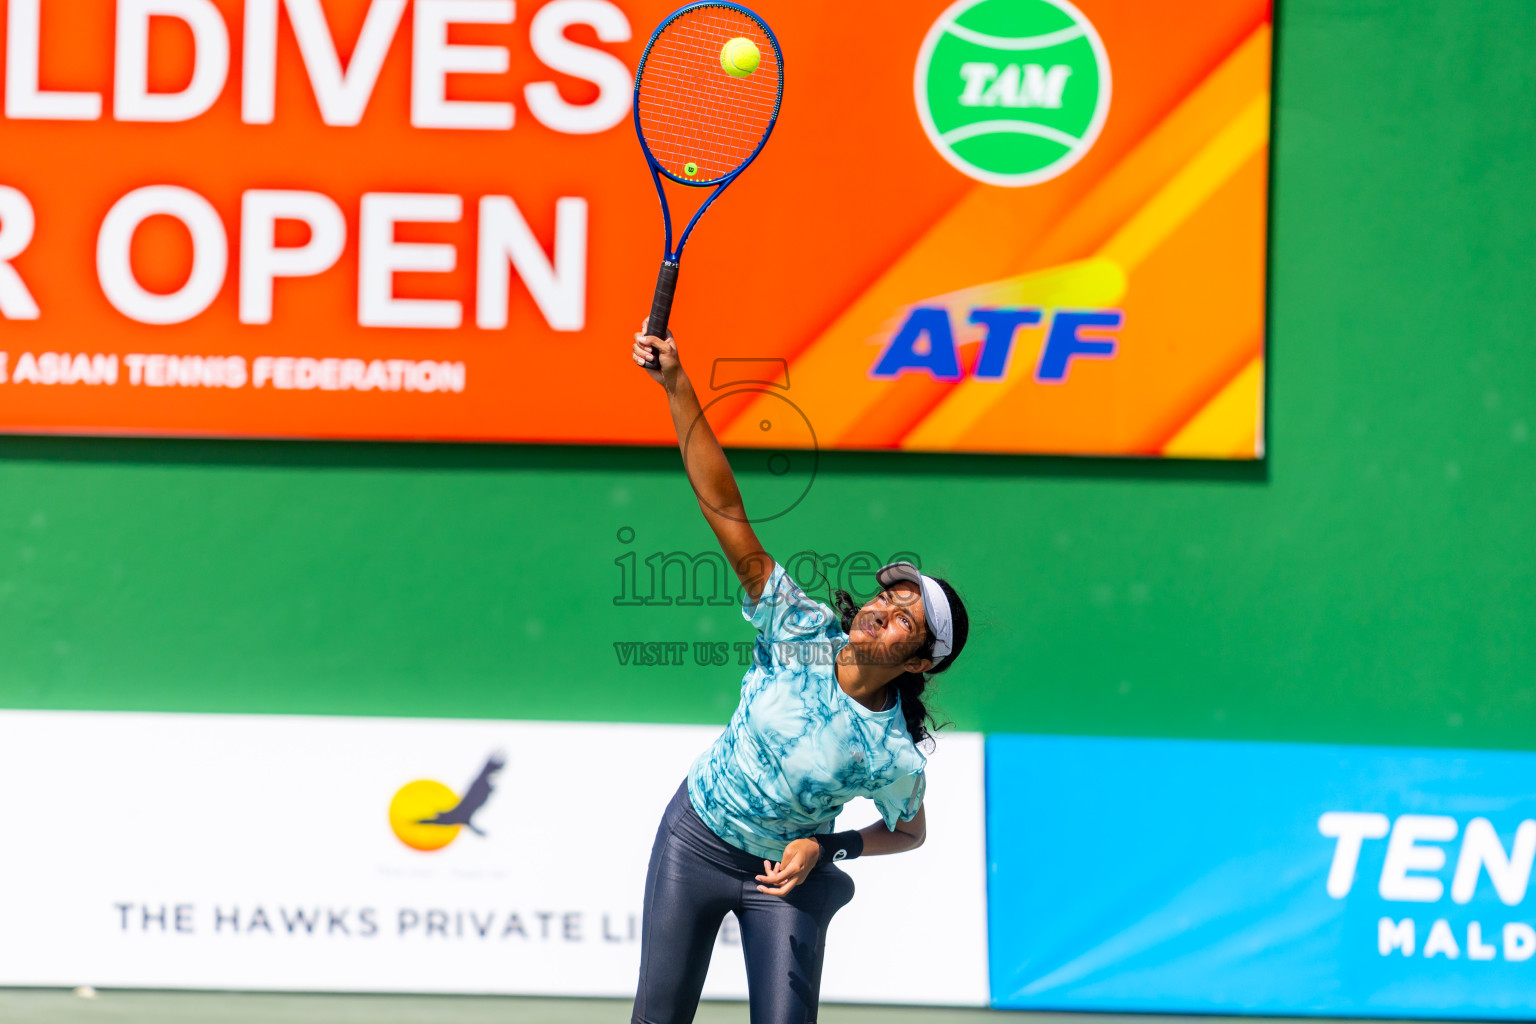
left=870, top=306, right=1121, bottom=383
left=957, top=63, right=1073, bottom=109
left=914, top=0, right=1111, bottom=187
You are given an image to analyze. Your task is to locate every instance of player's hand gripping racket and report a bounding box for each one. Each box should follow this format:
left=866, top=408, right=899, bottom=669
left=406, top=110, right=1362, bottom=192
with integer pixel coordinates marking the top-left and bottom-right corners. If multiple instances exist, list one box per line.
left=633, top=2, right=784, bottom=369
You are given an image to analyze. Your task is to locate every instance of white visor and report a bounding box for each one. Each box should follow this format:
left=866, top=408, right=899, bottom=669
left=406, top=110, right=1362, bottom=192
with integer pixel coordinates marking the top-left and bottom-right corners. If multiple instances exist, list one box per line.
left=873, top=561, right=953, bottom=668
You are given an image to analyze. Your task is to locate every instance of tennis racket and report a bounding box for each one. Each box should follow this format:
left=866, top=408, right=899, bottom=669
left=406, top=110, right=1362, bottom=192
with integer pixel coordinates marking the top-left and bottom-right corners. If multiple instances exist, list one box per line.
left=633, top=2, right=785, bottom=369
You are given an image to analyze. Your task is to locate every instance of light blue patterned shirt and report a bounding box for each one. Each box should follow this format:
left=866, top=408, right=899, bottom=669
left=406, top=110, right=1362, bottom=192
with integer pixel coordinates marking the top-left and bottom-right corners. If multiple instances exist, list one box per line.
left=687, top=561, right=927, bottom=861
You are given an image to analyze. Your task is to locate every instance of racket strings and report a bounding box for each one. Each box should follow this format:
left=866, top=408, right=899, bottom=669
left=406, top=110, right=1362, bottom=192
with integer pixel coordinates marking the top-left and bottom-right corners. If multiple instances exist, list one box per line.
left=645, top=13, right=778, bottom=127
left=637, top=6, right=781, bottom=183
left=642, top=18, right=778, bottom=175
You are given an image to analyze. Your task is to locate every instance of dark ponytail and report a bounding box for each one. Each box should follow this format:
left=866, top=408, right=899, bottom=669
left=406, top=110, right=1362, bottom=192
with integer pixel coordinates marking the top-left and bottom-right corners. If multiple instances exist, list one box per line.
left=834, top=578, right=970, bottom=749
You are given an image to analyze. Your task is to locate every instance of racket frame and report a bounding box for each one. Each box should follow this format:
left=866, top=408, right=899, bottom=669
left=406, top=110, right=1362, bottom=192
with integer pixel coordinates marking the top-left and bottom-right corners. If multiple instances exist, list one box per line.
left=633, top=1, right=783, bottom=365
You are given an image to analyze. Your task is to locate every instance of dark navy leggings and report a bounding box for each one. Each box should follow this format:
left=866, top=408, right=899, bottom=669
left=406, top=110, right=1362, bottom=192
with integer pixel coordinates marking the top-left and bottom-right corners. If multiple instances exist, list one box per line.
left=632, top=782, right=855, bottom=1024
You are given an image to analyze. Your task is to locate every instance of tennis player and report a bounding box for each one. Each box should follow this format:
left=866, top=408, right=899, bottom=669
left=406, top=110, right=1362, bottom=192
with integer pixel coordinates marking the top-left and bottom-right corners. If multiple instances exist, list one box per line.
left=629, top=322, right=971, bottom=1024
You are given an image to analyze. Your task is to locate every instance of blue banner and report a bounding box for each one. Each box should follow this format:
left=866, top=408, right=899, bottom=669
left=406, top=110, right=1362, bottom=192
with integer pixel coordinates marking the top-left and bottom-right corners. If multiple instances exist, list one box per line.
left=986, top=735, right=1536, bottom=1018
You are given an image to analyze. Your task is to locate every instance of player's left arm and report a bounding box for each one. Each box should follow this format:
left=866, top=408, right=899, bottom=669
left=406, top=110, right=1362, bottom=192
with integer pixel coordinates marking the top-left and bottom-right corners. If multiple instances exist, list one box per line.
left=858, top=802, right=926, bottom=855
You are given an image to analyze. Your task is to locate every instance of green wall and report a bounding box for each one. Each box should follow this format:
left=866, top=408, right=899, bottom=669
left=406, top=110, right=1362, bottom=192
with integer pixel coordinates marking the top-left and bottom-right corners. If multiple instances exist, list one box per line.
left=2, top=0, right=1532, bottom=751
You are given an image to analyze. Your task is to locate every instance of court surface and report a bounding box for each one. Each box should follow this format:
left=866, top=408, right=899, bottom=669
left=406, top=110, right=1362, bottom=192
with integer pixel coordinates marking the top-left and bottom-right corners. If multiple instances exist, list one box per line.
left=0, top=990, right=1450, bottom=1024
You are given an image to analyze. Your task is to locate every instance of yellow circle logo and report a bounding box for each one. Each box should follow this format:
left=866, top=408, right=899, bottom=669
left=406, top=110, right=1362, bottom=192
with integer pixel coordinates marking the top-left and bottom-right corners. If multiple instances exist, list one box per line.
left=389, top=779, right=463, bottom=851
left=387, top=752, right=505, bottom=852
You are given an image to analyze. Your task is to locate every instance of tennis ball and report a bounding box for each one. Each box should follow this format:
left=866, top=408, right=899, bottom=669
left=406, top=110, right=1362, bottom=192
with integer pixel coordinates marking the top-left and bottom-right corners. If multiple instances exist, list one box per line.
left=720, top=37, right=760, bottom=78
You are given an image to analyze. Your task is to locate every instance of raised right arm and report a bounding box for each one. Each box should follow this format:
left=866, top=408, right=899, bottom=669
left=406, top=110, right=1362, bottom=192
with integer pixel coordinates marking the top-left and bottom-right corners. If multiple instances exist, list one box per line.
left=633, top=323, right=775, bottom=604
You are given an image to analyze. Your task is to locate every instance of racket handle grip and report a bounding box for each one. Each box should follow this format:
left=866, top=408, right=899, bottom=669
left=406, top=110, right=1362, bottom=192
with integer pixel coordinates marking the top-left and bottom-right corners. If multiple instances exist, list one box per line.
left=643, top=260, right=680, bottom=371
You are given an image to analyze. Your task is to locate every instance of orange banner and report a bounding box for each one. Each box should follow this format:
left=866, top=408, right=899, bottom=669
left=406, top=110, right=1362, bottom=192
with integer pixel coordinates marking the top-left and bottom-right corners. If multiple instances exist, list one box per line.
left=0, top=0, right=1269, bottom=456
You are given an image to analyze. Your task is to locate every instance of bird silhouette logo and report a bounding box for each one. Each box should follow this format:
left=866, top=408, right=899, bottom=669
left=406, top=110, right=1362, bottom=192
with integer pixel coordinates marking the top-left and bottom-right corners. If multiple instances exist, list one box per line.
left=388, top=752, right=506, bottom=852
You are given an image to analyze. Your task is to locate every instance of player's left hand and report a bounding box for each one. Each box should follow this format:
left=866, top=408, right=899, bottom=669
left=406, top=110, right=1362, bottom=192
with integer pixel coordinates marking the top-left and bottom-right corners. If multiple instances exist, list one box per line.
left=756, top=838, right=820, bottom=897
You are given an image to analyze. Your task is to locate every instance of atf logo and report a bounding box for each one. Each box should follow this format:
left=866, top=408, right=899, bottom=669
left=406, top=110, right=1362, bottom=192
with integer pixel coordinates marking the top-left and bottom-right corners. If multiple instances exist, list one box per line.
left=388, top=752, right=505, bottom=852
left=915, top=0, right=1111, bottom=187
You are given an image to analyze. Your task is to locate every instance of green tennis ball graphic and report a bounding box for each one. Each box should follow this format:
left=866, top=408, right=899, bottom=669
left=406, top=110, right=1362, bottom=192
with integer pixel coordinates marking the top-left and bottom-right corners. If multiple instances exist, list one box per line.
left=915, top=0, right=1111, bottom=187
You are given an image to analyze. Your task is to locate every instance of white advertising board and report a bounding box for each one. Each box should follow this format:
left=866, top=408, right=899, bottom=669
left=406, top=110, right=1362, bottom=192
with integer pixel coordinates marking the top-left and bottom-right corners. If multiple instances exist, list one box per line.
left=0, top=711, right=988, bottom=1005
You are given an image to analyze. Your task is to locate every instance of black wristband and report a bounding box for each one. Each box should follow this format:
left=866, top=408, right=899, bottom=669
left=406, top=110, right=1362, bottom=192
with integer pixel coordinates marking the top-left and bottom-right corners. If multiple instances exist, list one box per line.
left=814, top=830, right=863, bottom=863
